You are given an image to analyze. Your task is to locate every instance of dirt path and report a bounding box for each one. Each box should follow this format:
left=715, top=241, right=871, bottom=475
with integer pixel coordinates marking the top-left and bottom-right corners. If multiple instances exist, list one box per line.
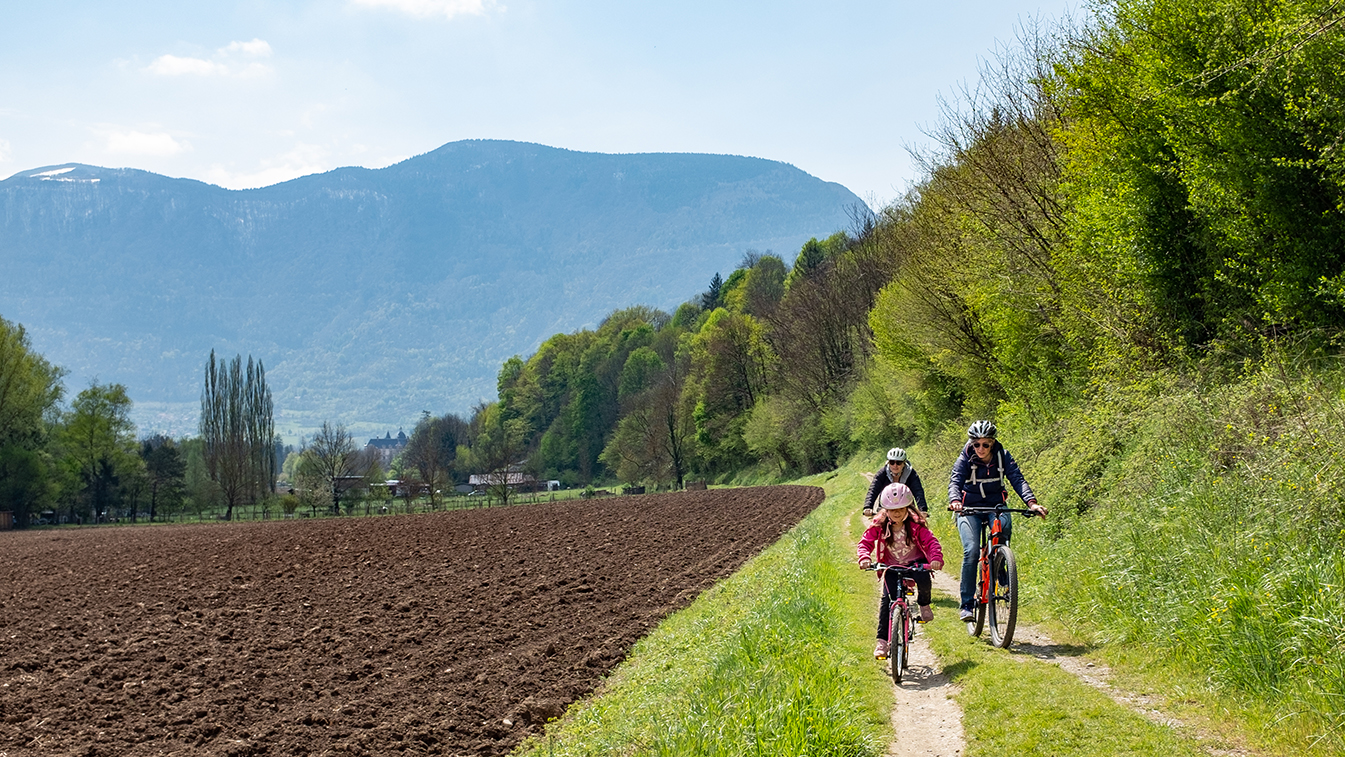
left=879, top=570, right=1259, bottom=757
left=865, top=514, right=1255, bottom=757
left=881, top=570, right=966, bottom=757
left=854, top=487, right=966, bottom=757
left=1008, top=625, right=1256, bottom=757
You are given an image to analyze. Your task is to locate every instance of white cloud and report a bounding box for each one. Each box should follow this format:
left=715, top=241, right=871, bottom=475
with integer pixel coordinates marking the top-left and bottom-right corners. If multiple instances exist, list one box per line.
left=205, top=144, right=331, bottom=189
left=146, top=54, right=229, bottom=77
left=103, top=130, right=189, bottom=157
left=350, top=0, right=499, bottom=19
left=222, top=39, right=272, bottom=57
left=144, top=40, right=274, bottom=77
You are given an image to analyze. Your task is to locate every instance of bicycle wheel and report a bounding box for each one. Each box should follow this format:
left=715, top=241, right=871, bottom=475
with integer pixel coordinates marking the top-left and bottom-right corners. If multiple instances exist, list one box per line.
left=988, top=546, right=1018, bottom=648
left=890, top=602, right=907, bottom=684
left=968, top=558, right=987, bottom=637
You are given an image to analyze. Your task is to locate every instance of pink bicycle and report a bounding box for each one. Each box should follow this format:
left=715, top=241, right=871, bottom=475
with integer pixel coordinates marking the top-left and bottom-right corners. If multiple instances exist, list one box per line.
left=865, top=563, right=930, bottom=683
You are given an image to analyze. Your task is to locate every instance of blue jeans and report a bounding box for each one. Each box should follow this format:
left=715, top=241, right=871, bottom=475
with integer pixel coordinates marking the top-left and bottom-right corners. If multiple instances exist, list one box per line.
left=956, top=511, right=1012, bottom=611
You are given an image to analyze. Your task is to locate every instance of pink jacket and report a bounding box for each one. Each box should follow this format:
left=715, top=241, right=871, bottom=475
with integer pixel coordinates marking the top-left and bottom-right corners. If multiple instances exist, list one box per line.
left=857, top=517, right=944, bottom=567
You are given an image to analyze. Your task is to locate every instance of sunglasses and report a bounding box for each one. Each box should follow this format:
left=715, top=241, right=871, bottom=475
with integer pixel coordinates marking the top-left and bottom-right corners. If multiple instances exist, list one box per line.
left=972, top=441, right=993, bottom=449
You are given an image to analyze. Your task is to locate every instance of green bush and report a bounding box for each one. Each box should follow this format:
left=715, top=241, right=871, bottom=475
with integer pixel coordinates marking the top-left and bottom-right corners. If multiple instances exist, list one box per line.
left=1011, top=353, right=1345, bottom=750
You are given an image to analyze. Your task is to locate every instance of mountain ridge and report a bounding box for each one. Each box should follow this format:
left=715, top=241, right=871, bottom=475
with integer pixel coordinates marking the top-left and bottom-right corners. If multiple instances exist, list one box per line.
left=0, top=139, right=863, bottom=439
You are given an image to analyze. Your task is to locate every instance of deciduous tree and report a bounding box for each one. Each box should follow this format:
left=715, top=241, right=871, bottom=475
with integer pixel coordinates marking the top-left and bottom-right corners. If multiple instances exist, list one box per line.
left=60, top=382, right=138, bottom=523
left=301, top=421, right=373, bottom=516
left=404, top=412, right=469, bottom=510
left=467, top=403, right=528, bottom=506
left=0, top=316, right=65, bottom=526
left=0, top=316, right=65, bottom=452
left=601, top=333, right=695, bottom=488
left=141, top=435, right=186, bottom=523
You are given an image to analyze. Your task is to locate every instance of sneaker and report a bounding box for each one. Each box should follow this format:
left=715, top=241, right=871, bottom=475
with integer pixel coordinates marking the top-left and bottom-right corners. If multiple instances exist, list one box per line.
left=959, top=608, right=975, bottom=622
left=873, top=639, right=888, bottom=659
left=919, top=605, right=933, bottom=623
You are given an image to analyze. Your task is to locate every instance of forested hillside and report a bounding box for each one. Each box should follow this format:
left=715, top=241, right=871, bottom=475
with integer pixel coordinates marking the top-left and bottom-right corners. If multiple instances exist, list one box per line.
left=448, top=0, right=1345, bottom=748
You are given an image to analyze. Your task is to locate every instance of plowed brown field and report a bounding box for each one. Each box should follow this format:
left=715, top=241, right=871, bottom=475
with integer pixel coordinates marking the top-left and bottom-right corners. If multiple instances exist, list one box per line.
left=0, top=486, right=821, bottom=757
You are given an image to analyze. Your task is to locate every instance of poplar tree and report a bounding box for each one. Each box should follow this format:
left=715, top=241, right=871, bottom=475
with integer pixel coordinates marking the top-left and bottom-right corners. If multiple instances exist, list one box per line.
left=200, top=350, right=274, bottom=520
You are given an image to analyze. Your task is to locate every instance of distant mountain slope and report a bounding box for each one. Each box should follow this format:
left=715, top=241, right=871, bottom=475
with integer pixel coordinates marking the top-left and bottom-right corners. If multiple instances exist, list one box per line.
left=0, top=140, right=862, bottom=438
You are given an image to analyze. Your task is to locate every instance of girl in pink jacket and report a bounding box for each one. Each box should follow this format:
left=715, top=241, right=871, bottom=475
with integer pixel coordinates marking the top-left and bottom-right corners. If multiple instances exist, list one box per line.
left=857, top=482, right=944, bottom=659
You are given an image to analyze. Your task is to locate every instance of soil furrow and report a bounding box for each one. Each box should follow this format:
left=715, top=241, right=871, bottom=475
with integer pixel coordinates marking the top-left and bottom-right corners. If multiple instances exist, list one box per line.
left=0, top=486, right=820, bottom=756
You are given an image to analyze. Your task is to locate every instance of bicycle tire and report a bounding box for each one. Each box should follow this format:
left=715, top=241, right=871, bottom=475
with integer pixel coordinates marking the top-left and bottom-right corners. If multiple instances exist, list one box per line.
left=988, top=547, right=1018, bottom=648
left=889, top=601, right=906, bottom=683
left=968, top=556, right=987, bottom=637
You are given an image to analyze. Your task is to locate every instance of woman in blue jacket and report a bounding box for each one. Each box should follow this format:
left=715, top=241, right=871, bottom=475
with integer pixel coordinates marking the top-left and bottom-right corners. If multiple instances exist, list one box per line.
left=948, top=420, right=1047, bottom=621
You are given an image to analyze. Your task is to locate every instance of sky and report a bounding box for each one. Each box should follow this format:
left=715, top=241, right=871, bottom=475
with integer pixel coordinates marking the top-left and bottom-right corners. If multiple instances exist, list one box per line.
left=0, top=0, right=1081, bottom=210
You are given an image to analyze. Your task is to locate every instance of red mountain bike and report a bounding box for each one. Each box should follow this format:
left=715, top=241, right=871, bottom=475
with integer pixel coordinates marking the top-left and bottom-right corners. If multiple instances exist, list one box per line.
left=865, top=563, right=930, bottom=683
left=959, top=505, right=1036, bottom=648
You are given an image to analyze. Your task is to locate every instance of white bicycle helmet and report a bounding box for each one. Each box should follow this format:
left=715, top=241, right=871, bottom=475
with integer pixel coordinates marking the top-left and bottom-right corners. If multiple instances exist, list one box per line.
left=886, top=447, right=907, bottom=463
left=967, top=420, right=997, bottom=440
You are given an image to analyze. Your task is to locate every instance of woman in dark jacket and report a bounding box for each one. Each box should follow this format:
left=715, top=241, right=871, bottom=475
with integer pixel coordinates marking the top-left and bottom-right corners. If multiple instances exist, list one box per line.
left=948, top=420, right=1047, bottom=621
left=862, top=447, right=928, bottom=520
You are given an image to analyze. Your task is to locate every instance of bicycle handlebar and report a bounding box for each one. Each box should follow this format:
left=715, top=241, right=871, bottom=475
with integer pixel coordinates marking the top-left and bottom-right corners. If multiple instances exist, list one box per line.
left=949, top=505, right=1038, bottom=517
left=862, top=563, right=931, bottom=575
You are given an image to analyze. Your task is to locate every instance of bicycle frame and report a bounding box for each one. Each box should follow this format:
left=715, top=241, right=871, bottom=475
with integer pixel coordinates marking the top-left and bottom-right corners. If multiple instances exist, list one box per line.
left=866, top=563, right=928, bottom=683
left=978, top=515, right=1007, bottom=606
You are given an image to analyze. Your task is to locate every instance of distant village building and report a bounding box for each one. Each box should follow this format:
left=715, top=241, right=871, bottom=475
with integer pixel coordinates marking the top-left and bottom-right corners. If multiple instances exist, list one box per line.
left=384, top=479, right=429, bottom=498
left=468, top=464, right=538, bottom=492
left=365, top=430, right=408, bottom=465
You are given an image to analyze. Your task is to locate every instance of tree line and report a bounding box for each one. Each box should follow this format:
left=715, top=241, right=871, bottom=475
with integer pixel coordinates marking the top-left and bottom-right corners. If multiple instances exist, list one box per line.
left=0, top=331, right=282, bottom=527
left=0, top=323, right=543, bottom=526
left=470, top=227, right=891, bottom=490
left=457, top=0, right=1345, bottom=493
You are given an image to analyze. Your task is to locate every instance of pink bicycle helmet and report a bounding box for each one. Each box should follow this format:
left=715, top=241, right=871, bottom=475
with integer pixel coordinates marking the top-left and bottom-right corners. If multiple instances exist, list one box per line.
left=879, top=482, right=915, bottom=510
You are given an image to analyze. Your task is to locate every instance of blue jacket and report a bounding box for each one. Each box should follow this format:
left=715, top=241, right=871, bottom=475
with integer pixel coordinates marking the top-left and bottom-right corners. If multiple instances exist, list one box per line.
left=948, top=441, right=1035, bottom=508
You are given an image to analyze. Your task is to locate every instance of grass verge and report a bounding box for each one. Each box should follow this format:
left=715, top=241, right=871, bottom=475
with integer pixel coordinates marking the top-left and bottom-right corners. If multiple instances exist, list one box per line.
left=515, top=448, right=1282, bottom=757
left=994, top=357, right=1345, bottom=755
left=919, top=599, right=1205, bottom=757
left=511, top=464, right=893, bottom=756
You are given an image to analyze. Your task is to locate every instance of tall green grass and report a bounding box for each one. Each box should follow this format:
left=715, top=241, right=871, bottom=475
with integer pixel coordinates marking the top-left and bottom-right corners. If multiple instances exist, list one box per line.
left=992, top=352, right=1345, bottom=752
left=512, top=467, right=894, bottom=756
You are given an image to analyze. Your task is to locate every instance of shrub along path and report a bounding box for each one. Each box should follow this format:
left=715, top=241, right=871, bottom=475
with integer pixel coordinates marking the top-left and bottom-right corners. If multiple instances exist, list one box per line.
left=0, top=486, right=821, bottom=756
